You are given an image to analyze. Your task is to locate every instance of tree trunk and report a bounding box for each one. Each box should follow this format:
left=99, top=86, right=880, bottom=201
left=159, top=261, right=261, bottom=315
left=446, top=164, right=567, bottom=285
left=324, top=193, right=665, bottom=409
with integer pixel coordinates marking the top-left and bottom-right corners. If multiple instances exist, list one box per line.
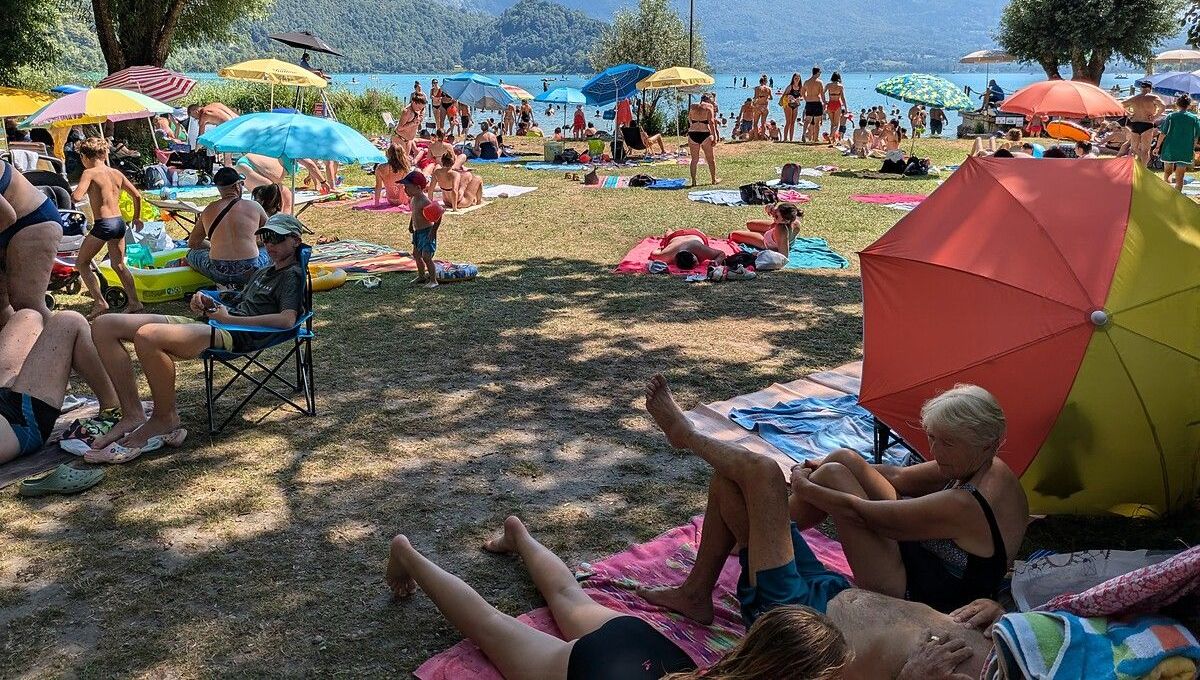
left=1038, top=56, right=1063, bottom=80
left=1070, top=49, right=1108, bottom=84
left=91, top=0, right=125, bottom=73
left=151, top=0, right=189, bottom=67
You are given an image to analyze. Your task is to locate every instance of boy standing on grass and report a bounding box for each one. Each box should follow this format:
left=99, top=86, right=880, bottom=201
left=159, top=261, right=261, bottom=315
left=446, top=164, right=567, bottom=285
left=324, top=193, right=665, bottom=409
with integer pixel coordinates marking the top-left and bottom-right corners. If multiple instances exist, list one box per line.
left=401, top=171, right=440, bottom=289
left=71, top=137, right=144, bottom=318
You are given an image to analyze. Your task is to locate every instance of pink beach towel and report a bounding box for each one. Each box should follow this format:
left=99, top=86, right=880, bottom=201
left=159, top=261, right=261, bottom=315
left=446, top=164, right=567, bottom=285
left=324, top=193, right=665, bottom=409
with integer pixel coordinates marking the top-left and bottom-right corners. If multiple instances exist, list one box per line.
left=850, top=193, right=928, bottom=205
left=1039, top=546, right=1200, bottom=618
left=350, top=197, right=412, bottom=213
left=614, top=236, right=740, bottom=276
left=414, top=517, right=850, bottom=679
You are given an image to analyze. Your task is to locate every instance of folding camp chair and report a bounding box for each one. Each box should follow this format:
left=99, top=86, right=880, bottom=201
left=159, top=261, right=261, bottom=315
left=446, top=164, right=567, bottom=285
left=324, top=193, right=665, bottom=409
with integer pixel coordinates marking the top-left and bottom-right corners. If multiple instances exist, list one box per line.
left=619, top=126, right=649, bottom=154
left=382, top=111, right=397, bottom=129
left=201, top=245, right=316, bottom=433
left=872, top=418, right=921, bottom=465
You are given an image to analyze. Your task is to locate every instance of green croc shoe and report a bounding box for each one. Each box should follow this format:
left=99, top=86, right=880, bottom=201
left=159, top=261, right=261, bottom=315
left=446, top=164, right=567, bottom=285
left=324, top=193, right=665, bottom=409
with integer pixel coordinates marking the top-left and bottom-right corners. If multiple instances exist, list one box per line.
left=18, top=464, right=105, bottom=497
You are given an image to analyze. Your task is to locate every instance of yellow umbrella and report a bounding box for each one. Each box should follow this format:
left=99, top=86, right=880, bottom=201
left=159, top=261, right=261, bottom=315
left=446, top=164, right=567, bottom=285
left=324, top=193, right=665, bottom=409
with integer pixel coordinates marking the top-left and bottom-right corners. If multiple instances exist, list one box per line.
left=635, top=67, right=715, bottom=91
left=218, top=59, right=328, bottom=87
left=0, top=87, right=55, bottom=118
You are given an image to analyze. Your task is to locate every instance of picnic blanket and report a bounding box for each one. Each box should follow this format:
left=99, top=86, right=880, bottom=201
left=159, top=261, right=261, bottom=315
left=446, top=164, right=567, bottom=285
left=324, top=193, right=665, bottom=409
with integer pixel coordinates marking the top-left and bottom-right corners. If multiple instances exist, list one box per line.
left=349, top=198, right=411, bottom=213
left=737, top=238, right=849, bottom=270
left=467, top=156, right=522, bottom=164
left=765, top=179, right=822, bottom=190
left=522, top=162, right=587, bottom=171
left=688, top=190, right=812, bottom=207
left=585, top=177, right=687, bottom=190
left=482, top=184, right=537, bottom=199
left=613, top=236, right=739, bottom=276
left=311, top=239, right=418, bottom=273
left=985, top=611, right=1200, bottom=680
left=414, top=516, right=851, bottom=679
left=850, top=193, right=928, bottom=204
left=729, top=394, right=909, bottom=466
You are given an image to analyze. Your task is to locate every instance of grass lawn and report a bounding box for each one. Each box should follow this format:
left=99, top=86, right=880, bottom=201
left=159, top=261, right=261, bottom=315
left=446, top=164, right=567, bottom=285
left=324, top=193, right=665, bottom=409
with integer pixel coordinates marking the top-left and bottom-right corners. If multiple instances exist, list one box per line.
left=1, top=137, right=1196, bottom=677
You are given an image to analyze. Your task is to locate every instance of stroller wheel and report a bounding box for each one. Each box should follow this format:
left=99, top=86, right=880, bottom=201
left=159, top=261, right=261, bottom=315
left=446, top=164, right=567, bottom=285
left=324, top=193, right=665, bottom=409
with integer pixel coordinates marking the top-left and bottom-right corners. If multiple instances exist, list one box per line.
left=45, top=293, right=56, bottom=310
left=65, top=278, right=81, bottom=295
left=103, top=287, right=129, bottom=311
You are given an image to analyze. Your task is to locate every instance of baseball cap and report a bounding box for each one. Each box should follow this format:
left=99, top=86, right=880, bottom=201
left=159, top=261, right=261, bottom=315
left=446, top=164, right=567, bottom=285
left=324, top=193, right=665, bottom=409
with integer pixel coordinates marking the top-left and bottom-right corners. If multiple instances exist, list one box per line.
left=399, top=170, right=428, bottom=189
left=213, top=167, right=244, bottom=186
left=257, top=213, right=304, bottom=238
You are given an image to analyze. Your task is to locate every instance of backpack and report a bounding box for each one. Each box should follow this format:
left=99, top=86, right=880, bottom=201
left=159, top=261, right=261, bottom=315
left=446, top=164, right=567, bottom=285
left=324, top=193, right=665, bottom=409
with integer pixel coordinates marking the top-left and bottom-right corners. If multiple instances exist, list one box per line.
left=903, top=157, right=930, bottom=176
left=739, top=182, right=778, bottom=205
left=780, top=163, right=801, bottom=186
left=629, top=173, right=655, bottom=187
left=143, top=164, right=168, bottom=190
left=556, top=148, right=580, bottom=165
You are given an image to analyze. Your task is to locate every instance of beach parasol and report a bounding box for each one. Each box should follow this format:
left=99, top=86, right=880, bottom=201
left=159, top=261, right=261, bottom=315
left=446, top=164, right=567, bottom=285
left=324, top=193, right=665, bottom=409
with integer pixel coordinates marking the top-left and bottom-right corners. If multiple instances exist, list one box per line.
left=440, top=73, right=514, bottom=111
left=0, top=87, right=56, bottom=148
left=635, top=67, right=714, bottom=91
left=1137, top=71, right=1200, bottom=98
left=875, top=73, right=973, bottom=110
left=97, top=66, right=196, bottom=104
left=198, top=112, right=384, bottom=213
left=534, top=86, right=587, bottom=127
left=269, top=31, right=343, bottom=56
left=581, top=63, right=656, bottom=106
left=501, top=84, right=534, bottom=101
left=20, top=88, right=172, bottom=128
left=219, top=58, right=327, bottom=108
left=999, top=79, right=1125, bottom=118
left=860, top=156, right=1200, bottom=517
left=1154, top=49, right=1200, bottom=66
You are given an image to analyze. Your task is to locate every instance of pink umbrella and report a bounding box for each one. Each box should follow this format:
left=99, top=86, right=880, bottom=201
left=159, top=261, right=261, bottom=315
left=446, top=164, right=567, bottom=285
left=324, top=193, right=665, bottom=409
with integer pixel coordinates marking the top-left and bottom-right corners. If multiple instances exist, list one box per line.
left=97, top=66, right=196, bottom=104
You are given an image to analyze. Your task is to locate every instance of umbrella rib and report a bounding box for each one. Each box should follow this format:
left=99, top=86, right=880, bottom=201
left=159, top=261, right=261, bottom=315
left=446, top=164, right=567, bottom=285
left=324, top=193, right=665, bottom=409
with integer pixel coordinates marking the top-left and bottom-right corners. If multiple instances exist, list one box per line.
left=1100, top=330, right=1174, bottom=511
left=863, top=253, right=1087, bottom=311
left=976, top=166, right=1096, bottom=307
left=1109, top=322, right=1200, bottom=363
left=1111, top=283, right=1200, bottom=316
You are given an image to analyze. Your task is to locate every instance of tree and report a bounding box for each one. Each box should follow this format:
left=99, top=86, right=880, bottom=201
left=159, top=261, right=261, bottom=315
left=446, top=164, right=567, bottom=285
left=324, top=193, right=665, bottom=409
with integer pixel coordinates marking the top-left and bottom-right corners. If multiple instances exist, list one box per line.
left=1187, top=1, right=1200, bottom=47
left=998, top=0, right=1183, bottom=84
left=86, top=0, right=272, bottom=73
left=590, top=0, right=708, bottom=121
left=0, top=0, right=60, bottom=84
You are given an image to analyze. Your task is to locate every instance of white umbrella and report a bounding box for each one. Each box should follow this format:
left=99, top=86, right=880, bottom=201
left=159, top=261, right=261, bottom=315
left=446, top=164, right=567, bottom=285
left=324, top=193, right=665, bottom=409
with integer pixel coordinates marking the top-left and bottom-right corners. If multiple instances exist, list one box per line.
left=1154, top=49, right=1200, bottom=66
left=960, top=49, right=1015, bottom=106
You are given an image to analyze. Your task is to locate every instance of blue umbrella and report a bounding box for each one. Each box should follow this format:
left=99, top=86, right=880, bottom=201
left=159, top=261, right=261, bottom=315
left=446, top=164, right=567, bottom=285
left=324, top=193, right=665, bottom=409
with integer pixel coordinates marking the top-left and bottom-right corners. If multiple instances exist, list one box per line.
left=534, top=86, right=587, bottom=105
left=1135, top=71, right=1200, bottom=97
left=51, top=84, right=89, bottom=95
left=197, top=112, right=384, bottom=164
left=440, top=72, right=514, bottom=111
left=581, top=64, right=655, bottom=106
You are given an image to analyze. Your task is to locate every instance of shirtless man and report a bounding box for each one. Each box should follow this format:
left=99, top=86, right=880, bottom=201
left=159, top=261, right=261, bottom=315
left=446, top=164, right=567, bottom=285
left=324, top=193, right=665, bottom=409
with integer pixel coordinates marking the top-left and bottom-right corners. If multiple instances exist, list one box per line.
left=802, top=67, right=826, bottom=143
left=736, top=98, right=755, bottom=140
left=185, top=167, right=269, bottom=287
left=1125, top=81, right=1166, bottom=166
left=752, top=75, right=772, bottom=138
left=188, top=103, right=237, bottom=163
left=71, top=138, right=143, bottom=318
left=638, top=375, right=994, bottom=680
left=649, top=229, right=726, bottom=267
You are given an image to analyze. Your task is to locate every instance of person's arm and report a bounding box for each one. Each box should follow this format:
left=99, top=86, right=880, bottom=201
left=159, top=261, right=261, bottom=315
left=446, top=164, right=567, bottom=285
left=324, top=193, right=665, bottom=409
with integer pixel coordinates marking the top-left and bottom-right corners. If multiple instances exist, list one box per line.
left=71, top=170, right=92, bottom=204
left=876, top=460, right=949, bottom=496
left=188, top=208, right=209, bottom=249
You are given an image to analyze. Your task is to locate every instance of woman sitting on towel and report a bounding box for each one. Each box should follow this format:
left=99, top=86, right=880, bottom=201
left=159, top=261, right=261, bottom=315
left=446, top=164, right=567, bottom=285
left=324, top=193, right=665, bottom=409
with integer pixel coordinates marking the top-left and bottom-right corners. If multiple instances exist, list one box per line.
left=386, top=516, right=850, bottom=680
left=374, top=145, right=412, bottom=208
left=728, top=202, right=800, bottom=256
left=650, top=229, right=727, bottom=269
left=430, top=153, right=483, bottom=210
left=791, top=385, right=1029, bottom=613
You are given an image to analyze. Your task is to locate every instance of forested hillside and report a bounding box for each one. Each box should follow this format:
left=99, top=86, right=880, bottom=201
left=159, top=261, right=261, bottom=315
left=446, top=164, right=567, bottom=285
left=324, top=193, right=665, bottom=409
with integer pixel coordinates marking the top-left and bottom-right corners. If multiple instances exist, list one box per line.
left=461, top=0, right=605, bottom=73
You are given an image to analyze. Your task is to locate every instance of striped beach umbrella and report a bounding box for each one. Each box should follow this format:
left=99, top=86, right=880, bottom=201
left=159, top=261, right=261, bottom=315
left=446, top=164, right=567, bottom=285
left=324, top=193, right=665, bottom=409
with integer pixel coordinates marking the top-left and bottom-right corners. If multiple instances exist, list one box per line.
left=97, top=66, right=197, bottom=104
left=21, top=88, right=173, bottom=128
left=501, top=84, right=534, bottom=101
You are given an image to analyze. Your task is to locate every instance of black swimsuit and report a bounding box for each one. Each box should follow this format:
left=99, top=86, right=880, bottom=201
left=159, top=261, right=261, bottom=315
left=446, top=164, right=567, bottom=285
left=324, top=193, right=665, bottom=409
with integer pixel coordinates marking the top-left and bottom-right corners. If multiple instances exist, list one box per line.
left=567, top=616, right=696, bottom=680
left=687, top=116, right=712, bottom=144
left=0, top=161, right=64, bottom=250
left=898, top=482, right=1009, bottom=613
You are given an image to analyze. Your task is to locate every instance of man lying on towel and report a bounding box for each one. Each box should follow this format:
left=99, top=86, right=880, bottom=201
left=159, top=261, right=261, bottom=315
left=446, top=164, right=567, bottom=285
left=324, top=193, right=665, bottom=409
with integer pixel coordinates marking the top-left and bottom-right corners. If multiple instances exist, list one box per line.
left=639, top=374, right=1003, bottom=679
left=650, top=229, right=726, bottom=269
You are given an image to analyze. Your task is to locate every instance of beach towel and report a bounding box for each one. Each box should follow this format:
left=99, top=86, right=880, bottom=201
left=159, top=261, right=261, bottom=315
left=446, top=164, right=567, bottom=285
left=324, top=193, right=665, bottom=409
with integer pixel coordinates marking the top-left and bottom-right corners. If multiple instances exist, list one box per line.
left=729, top=394, right=909, bottom=466
left=414, top=516, right=851, bottom=680
left=738, top=238, right=849, bottom=270
left=467, top=156, right=522, bottom=164
left=833, top=170, right=927, bottom=180
left=688, top=190, right=812, bottom=207
left=584, top=175, right=632, bottom=189
left=481, top=184, right=537, bottom=199
left=1039, top=546, right=1200, bottom=619
left=850, top=193, right=929, bottom=205
left=523, top=162, right=587, bottom=171
left=311, top=239, right=420, bottom=273
left=647, top=178, right=687, bottom=190
left=349, top=198, right=411, bottom=213
left=765, top=179, right=822, bottom=190
left=614, top=236, right=739, bottom=276
left=985, top=611, right=1200, bottom=680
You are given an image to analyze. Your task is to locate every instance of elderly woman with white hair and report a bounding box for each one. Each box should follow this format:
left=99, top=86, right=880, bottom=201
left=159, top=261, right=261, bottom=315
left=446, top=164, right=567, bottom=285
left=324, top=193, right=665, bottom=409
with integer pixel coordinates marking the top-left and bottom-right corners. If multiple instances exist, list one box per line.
left=788, top=384, right=1029, bottom=613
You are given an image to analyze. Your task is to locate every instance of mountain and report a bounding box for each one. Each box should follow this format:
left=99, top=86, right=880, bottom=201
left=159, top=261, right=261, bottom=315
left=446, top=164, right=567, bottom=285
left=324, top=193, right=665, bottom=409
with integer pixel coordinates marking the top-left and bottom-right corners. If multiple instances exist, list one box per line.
left=461, top=0, right=606, bottom=72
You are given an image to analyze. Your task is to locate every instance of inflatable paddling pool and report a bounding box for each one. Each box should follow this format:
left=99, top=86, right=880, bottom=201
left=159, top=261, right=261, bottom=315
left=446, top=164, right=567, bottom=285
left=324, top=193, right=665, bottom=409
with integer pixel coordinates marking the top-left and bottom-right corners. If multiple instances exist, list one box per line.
left=1046, top=120, right=1091, bottom=143
left=97, top=247, right=213, bottom=305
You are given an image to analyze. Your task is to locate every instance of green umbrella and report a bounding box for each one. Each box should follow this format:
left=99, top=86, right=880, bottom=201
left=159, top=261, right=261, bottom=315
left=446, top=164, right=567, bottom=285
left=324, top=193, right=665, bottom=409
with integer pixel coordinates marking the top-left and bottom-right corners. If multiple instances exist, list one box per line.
left=875, top=73, right=972, bottom=110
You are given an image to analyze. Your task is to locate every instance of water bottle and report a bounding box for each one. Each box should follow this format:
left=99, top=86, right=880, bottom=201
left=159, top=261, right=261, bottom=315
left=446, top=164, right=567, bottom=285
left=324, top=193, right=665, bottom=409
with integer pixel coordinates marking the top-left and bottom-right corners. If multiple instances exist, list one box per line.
left=168, top=190, right=178, bottom=201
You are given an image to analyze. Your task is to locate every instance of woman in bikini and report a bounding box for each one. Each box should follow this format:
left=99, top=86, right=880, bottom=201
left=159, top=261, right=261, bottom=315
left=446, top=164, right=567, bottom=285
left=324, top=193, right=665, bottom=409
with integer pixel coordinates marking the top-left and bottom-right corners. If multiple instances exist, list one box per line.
left=426, top=131, right=466, bottom=171
left=728, top=202, right=801, bottom=256
left=374, top=145, right=412, bottom=208
left=430, top=79, right=445, bottom=132
left=686, top=94, right=721, bottom=187
left=752, top=75, right=772, bottom=138
left=825, top=73, right=848, bottom=144
left=393, top=94, right=426, bottom=146
left=0, top=159, right=64, bottom=321
left=430, top=153, right=483, bottom=210
left=782, top=73, right=803, bottom=142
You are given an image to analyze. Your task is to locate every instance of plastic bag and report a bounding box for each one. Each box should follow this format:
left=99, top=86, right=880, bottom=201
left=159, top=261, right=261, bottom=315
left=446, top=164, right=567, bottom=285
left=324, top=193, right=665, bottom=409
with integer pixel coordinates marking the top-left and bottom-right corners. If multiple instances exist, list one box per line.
left=755, top=250, right=788, bottom=271
left=119, top=192, right=161, bottom=223
left=126, top=220, right=172, bottom=252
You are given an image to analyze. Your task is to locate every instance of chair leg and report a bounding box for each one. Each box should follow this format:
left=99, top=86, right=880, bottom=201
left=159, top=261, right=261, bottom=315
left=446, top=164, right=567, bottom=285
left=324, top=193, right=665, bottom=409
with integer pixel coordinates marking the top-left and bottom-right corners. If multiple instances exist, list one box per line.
left=205, top=356, right=216, bottom=435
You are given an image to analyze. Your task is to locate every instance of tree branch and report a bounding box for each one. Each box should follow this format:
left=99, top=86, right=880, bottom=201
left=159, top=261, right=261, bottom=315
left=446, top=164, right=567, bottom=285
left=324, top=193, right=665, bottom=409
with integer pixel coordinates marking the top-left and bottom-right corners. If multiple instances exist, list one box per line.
left=152, top=0, right=189, bottom=66
left=91, top=0, right=124, bottom=73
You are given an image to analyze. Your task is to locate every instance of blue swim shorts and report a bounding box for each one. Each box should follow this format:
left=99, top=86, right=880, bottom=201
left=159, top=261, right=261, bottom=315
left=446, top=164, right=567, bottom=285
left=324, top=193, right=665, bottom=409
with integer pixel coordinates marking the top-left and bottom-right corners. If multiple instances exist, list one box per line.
left=412, top=228, right=437, bottom=255
left=736, top=523, right=852, bottom=627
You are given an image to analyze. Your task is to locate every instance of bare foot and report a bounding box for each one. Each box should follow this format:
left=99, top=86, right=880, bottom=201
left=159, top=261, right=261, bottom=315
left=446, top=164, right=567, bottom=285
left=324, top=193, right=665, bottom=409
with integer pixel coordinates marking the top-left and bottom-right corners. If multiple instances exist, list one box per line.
left=91, top=414, right=147, bottom=450
left=710, top=177, right=722, bottom=186
left=636, top=585, right=715, bottom=624
left=116, top=414, right=182, bottom=449
left=86, top=302, right=110, bottom=321
left=482, top=515, right=527, bottom=555
left=124, top=303, right=145, bottom=314
left=387, top=535, right=419, bottom=599
left=644, top=374, right=693, bottom=449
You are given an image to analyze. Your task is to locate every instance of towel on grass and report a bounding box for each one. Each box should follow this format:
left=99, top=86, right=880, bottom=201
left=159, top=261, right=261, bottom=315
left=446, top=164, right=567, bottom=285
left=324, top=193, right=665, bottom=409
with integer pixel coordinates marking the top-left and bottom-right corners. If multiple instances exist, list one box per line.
left=986, top=612, right=1200, bottom=680
left=349, top=198, right=411, bottom=213
left=729, top=394, right=909, bottom=465
left=583, top=175, right=632, bottom=189
left=614, top=236, right=739, bottom=276
left=468, top=156, right=522, bottom=164
left=523, top=162, right=587, bottom=171
left=482, top=184, right=537, bottom=199
left=738, top=238, right=849, bottom=270
left=688, top=190, right=811, bottom=207
left=766, top=179, right=822, bottom=190
left=647, top=178, right=687, bottom=190
left=850, top=193, right=928, bottom=204
left=414, top=516, right=851, bottom=680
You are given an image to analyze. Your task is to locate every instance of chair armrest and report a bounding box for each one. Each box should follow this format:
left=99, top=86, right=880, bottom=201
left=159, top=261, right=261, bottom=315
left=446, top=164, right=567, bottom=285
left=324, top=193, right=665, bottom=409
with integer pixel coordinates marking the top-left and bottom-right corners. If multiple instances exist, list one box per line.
left=207, top=311, right=311, bottom=335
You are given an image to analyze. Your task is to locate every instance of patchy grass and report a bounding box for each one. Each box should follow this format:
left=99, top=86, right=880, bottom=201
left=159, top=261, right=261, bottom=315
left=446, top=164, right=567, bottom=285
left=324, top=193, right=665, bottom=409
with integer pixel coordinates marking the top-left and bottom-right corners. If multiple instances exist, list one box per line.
left=2, top=136, right=1196, bottom=677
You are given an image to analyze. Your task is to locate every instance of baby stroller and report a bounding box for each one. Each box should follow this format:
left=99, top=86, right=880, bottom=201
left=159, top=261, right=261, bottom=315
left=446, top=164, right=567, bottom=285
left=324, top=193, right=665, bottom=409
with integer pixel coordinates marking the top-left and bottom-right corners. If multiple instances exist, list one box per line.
left=24, top=170, right=124, bottom=310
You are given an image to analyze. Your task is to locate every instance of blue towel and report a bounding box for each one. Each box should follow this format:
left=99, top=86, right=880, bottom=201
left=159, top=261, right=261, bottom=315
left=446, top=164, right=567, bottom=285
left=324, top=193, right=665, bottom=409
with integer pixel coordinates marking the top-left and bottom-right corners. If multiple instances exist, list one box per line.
left=729, top=395, right=910, bottom=466
left=739, top=238, right=850, bottom=270
left=688, top=189, right=745, bottom=206
left=647, top=178, right=687, bottom=190
left=470, top=156, right=522, bottom=164
left=524, top=162, right=587, bottom=171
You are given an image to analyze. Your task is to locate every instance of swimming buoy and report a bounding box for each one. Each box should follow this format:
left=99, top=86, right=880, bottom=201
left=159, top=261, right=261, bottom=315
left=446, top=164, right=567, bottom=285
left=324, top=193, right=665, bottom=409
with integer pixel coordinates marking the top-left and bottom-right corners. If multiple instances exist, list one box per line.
left=1046, top=120, right=1091, bottom=143
left=308, top=265, right=348, bottom=292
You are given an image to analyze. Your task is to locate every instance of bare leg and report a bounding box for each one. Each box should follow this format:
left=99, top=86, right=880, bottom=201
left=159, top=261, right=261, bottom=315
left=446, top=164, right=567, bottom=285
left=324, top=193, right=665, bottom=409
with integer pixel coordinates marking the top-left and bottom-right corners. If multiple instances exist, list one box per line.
left=728, top=230, right=767, bottom=248
left=75, top=235, right=109, bottom=318
left=10, top=311, right=93, bottom=409
left=1174, top=165, right=1188, bottom=191
left=0, top=308, right=42, bottom=388
left=6, top=221, right=58, bottom=319
left=107, top=239, right=142, bottom=313
left=387, top=534, right=573, bottom=679
left=703, top=140, right=719, bottom=184
left=119, top=322, right=211, bottom=446
left=790, top=448, right=899, bottom=528
left=688, top=141, right=700, bottom=186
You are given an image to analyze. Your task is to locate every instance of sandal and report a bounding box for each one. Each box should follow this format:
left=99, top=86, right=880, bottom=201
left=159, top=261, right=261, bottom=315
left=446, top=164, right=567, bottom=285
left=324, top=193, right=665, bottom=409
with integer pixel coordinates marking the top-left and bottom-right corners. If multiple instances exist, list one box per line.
left=85, top=428, right=187, bottom=464
left=356, top=275, right=382, bottom=289
left=60, top=407, right=123, bottom=456
left=19, top=464, right=105, bottom=497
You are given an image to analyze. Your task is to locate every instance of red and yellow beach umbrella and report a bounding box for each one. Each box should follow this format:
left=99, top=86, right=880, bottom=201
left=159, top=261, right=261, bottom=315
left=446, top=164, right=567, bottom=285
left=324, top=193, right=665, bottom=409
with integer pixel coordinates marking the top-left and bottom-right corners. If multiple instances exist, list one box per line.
left=860, top=157, right=1200, bottom=517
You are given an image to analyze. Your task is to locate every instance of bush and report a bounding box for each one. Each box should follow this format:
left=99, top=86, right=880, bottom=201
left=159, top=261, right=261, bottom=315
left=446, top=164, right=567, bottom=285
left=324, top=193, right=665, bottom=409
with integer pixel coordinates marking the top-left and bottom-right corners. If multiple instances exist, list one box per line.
left=179, top=81, right=405, bottom=136
left=641, top=109, right=667, bottom=136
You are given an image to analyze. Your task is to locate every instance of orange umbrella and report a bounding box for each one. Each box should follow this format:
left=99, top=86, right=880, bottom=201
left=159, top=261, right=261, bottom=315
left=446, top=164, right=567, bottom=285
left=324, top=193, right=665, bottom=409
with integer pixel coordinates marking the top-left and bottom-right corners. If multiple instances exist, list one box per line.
left=1000, top=80, right=1126, bottom=118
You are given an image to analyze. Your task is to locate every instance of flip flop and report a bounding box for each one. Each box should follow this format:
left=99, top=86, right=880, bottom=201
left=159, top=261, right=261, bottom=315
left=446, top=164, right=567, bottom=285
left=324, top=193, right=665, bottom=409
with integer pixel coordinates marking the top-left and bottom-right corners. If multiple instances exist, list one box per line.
left=18, top=464, right=105, bottom=497
left=85, top=428, right=187, bottom=464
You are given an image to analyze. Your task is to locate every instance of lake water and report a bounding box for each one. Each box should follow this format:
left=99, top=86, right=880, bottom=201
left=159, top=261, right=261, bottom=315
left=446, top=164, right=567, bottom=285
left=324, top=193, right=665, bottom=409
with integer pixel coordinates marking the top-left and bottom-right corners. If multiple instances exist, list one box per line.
left=194, top=71, right=1142, bottom=133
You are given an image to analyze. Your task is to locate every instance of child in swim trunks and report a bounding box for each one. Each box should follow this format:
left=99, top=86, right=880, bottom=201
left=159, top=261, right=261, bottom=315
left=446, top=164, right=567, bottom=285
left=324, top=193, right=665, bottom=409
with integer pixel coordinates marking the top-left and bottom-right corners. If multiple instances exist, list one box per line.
left=402, top=171, right=440, bottom=289
left=71, top=137, right=144, bottom=318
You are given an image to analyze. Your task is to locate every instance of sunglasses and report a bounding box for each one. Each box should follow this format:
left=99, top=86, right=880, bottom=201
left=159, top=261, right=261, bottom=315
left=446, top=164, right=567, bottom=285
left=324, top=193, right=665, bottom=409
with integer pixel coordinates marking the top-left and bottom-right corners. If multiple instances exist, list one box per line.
left=260, top=231, right=290, bottom=244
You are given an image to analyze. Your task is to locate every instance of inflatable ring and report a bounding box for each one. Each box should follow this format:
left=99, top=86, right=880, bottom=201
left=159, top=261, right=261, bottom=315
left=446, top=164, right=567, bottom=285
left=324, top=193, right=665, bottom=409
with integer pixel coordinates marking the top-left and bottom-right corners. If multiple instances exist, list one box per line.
left=1046, top=120, right=1091, bottom=143
left=435, top=262, right=479, bottom=282
left=308, top=264, right=348, bottom=292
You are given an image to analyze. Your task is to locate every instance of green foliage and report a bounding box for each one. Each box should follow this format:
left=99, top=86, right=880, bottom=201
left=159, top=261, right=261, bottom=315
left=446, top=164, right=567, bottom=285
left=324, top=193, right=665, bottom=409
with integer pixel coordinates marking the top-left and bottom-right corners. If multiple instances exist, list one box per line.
left=0, top=0, right=62, bottom=84
left=180, top=80, right=405, bottom=135
left=462, top=0, right=604, bottom=72
left=590, top=0, right=708, bottom=73
left=88, top=0, right=273, bottom=70
left=998, top=0, right=1184, bottom=83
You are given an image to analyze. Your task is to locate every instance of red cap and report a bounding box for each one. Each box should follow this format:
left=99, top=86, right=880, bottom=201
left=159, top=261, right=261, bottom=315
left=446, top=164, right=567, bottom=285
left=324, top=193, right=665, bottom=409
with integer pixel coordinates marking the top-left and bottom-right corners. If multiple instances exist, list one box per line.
left=400, top=170, right=428, bottom=189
